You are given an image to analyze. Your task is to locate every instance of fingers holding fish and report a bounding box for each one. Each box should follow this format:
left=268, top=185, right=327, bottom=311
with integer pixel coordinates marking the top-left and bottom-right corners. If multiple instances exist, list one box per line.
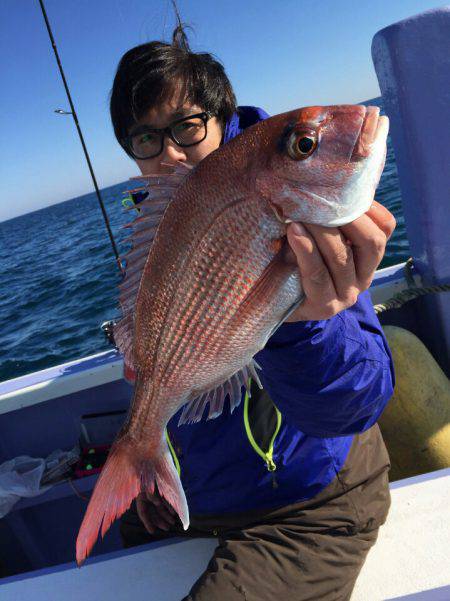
left=303, top=223, right=358, bottom=303
left=136, top=493, right=156, bottom=534
left=286, top=222, right=356, bottom=321
left=340, top=213, right=389, bottom=291
left=136, top=491, right=177, bottom=534
left=365, top=201, right=396, bottom=240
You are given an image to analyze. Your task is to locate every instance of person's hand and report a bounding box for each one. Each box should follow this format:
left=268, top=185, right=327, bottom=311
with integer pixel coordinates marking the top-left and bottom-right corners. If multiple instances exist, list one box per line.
left=136, top=491, right=178, bottom=534
left=285, top=201, right=396, bottom=322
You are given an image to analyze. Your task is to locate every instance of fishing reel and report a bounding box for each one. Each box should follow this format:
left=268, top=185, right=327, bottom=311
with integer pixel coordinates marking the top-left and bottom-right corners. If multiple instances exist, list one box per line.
left=101, top=320, right=116, bottom=346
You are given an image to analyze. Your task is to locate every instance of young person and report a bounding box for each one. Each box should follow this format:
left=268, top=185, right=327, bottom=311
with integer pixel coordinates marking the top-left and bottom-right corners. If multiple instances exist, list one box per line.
left=110, top=26, right=395, bottom=601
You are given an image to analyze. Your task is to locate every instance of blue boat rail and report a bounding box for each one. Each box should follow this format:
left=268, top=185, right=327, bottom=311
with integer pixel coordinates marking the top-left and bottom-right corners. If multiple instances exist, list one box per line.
left=372, top=258, right=450, bottom=315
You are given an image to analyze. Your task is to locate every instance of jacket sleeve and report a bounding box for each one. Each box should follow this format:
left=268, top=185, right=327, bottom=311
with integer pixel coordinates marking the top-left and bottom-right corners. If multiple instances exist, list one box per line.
left=254, top=291, right=395, bottom=437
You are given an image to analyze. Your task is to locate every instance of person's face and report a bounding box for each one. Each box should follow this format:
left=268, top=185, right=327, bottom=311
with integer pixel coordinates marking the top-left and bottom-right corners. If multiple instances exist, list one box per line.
left=130, top=87, right=223, bottom=175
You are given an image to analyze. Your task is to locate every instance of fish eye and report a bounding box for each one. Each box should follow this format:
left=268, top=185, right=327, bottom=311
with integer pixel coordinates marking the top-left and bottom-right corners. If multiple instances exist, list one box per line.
left=287, top=131, right=318, bottom=160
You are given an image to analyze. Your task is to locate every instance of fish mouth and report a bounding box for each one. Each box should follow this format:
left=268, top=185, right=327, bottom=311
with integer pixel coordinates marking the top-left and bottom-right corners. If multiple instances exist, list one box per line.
left=351, top=106, right=388, bottom=160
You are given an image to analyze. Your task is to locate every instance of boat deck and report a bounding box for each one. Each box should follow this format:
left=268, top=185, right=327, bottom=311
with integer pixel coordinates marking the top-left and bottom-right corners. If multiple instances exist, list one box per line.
left=1, top=468, right=448, bottom=601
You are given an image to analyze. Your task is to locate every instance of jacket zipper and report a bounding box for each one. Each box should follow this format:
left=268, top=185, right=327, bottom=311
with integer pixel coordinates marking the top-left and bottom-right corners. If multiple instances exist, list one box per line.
left=243, top=383, right=282, bottom=488
left=165, top=428, right=181, bottom=476
left=166, top=384, right=282, bottom=486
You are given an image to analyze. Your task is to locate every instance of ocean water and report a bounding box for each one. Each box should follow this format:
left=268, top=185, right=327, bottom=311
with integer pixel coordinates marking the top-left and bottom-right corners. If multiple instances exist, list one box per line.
left=0, top=98, right=409, bottom=383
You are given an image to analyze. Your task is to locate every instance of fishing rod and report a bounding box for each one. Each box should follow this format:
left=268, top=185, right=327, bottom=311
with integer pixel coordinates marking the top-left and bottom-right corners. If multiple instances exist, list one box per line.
left=38, top=0, right=125, bottom=277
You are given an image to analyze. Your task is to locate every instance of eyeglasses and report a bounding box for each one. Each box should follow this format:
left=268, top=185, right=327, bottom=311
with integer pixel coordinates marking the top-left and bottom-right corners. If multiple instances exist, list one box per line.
left=124, top=112, right=213, bottom=160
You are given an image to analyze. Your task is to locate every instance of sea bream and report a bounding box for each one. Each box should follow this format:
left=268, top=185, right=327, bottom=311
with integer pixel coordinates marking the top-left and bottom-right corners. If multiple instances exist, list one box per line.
left=76, top=104, right=389, bottom=564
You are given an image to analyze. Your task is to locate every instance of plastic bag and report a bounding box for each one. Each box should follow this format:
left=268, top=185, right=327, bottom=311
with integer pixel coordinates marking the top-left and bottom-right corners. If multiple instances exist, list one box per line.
left=0, top=456, right=49, bottom=518
left=0, top=448, right=79, bottom=518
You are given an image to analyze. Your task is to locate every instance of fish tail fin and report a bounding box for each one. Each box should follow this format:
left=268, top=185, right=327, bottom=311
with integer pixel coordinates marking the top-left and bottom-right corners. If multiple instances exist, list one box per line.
left=142, top=447, right=189, bottom=531
left=75, top=438, right=140, bottom=566
left=75, top=438, right=189, bottom=567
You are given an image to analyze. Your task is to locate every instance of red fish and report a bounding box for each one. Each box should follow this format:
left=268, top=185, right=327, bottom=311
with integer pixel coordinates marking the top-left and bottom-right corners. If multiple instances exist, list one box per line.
left=76, top=105, right=388, bottom=564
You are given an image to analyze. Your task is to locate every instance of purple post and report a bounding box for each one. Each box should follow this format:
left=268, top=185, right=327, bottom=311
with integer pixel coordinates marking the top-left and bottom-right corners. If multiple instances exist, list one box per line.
left=372, top=7, right=450, bottom=373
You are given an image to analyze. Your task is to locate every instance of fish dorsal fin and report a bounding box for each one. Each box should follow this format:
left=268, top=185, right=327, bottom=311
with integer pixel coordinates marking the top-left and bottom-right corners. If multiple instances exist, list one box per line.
left=114, top=162, right=193, bottom=373
left=177, top=359, right=263, bottom=426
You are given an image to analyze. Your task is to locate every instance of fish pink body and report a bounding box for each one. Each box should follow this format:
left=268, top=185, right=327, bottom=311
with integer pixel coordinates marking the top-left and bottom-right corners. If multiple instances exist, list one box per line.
left=76, top=105, right=388, bottom=564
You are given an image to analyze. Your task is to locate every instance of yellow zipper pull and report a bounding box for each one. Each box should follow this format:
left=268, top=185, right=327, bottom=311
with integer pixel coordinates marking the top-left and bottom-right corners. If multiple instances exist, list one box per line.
left=266, top=457, right=276, bottom=472
left=243, top=386, right=282, bottom=490
left=266, top=457, right=278, bottom=488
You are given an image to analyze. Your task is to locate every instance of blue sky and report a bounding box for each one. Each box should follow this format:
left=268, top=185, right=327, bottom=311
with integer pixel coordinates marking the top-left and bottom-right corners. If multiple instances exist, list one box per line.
left=0, top=0, right=443, bottom=221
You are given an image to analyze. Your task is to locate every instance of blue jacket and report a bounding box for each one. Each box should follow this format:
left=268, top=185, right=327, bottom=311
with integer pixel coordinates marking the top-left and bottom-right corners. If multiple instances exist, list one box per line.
left=166, top=106, right=394, bottom=516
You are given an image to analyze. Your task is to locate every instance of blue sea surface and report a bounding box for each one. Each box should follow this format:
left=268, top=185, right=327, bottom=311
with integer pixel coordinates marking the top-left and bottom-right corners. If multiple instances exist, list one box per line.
left=0, top=98, right=409, bottom=383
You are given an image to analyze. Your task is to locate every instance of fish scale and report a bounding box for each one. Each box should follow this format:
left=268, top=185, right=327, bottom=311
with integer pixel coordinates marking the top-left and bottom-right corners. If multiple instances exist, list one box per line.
left=76, top=104, right=389, bottom=565
left=159, top=199, right=282, bottom=390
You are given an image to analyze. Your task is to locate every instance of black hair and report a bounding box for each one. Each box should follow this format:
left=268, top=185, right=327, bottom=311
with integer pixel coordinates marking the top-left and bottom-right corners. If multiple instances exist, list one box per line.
left=110, top=25, right=237, bottom=156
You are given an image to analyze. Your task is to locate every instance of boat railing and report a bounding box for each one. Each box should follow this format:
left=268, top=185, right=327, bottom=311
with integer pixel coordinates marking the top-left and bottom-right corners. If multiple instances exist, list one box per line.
left=0, top=260, right=418, bottom=415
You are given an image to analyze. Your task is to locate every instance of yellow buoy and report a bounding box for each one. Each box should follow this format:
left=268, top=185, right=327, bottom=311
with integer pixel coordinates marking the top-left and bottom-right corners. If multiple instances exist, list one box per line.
left=379, top=325, right=450, bottom=481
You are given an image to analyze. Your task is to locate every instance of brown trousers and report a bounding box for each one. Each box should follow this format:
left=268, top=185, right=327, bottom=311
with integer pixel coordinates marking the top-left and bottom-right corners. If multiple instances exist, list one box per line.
left=121, top=425, right=391, bottom=601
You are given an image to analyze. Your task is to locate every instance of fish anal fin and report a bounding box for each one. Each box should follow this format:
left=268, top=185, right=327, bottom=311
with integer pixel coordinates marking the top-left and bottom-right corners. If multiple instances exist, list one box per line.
left=178, top=360, right=261, bottom=426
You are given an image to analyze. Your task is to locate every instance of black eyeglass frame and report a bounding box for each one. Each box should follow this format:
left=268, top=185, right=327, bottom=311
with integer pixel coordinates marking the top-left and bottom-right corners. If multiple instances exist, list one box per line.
left=123, top=111, right=214, bottom=160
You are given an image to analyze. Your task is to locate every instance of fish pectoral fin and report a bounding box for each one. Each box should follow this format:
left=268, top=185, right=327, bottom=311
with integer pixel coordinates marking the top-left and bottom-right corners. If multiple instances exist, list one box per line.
left=177, top=360, right=262, bottom=426
left=238, top=246, right=295, bottom=317
left=264, top=293, right=306, bottom=342
left=114, top=162, right=192, bottom=373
